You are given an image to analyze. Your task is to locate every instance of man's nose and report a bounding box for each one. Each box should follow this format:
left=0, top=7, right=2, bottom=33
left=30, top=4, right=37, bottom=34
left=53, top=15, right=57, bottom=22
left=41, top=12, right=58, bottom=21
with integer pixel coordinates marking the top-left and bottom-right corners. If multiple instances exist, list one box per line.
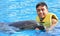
left=39, top=10, right=43, bottom=13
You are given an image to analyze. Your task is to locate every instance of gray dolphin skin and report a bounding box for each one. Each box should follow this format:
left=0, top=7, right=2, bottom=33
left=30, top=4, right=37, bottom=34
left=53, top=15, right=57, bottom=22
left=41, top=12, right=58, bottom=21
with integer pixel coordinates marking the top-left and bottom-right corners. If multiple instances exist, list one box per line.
left=0, top=20, right=39, bottom=34
left=9, top=20, right=38, bottom=30
left=0, top=20, right=46, bottom=34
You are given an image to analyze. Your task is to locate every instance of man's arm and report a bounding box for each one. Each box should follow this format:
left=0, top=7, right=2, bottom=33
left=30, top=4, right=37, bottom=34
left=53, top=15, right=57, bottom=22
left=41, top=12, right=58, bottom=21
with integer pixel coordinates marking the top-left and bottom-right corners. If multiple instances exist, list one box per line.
left=46, top=18, right=58, bottom=32
left=49, top=18, right=58, bottom=30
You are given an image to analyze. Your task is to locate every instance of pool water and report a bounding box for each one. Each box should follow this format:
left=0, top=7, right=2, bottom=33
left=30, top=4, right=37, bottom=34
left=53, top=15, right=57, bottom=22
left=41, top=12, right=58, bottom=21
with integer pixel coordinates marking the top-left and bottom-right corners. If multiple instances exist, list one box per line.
left=0, top=0, right=60, bottom=36
left=0, top=0, right=60, bottom=22
left=0, top=22, right=60, bottom=36
left=11, top=23, right=60, bottom=36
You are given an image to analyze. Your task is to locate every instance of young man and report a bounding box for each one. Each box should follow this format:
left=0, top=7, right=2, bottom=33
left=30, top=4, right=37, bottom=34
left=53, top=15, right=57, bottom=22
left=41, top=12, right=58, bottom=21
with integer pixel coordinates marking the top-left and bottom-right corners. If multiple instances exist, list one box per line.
left=36, top=2, right=58, bottom=31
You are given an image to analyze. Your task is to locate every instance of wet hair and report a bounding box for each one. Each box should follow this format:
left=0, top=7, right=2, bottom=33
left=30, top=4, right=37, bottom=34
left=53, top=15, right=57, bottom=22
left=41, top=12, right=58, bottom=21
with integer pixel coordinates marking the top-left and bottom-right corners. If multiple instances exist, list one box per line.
left=36, top=2, right=48, bottom=9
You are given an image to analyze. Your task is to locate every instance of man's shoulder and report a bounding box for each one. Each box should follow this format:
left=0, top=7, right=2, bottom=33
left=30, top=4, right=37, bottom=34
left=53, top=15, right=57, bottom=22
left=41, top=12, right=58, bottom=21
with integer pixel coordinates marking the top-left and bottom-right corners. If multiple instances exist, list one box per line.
left=49, top=12, right=58, bottom=21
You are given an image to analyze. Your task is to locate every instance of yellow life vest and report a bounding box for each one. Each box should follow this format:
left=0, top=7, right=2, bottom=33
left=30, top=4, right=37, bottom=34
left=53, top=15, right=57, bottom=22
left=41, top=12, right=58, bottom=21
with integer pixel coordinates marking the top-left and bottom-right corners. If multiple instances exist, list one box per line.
left=36, top=13, right=58, bottom=28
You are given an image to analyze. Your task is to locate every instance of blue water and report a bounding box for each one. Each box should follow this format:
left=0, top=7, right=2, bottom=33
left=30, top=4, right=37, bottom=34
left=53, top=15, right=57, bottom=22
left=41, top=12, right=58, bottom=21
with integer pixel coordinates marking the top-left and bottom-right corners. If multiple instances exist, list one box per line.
left=0, top=0, right=60, bottom=22
left=0, top=22, right=60, bottom=36
left=0, top=0, right=60, bottom=36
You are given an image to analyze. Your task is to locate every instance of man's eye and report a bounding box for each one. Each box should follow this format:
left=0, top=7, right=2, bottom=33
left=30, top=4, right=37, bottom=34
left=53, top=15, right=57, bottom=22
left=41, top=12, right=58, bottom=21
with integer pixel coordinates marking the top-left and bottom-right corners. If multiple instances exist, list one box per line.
left=41, top=9, right=44, bottom=11
left=38, top=10, right=40, bottom=12
left=37, top=10, right=41, bottom=12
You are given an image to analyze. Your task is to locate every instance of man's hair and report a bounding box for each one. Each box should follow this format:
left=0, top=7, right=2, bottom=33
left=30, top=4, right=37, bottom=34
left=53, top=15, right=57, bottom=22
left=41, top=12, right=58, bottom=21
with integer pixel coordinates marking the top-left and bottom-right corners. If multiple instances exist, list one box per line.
left=36, top=2, right=48, bottom=9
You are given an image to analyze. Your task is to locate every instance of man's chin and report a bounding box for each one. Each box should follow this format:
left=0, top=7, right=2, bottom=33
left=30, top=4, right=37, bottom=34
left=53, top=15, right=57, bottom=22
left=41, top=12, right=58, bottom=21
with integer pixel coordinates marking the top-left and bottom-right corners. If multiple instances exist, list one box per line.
left=40, top=16, right=44, bottom=18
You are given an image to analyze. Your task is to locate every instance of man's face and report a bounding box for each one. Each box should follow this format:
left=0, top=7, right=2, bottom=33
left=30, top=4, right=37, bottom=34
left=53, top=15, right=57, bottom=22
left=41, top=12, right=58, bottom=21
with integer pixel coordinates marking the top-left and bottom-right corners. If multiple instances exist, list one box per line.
left=36, top=6, right=48, bottom=18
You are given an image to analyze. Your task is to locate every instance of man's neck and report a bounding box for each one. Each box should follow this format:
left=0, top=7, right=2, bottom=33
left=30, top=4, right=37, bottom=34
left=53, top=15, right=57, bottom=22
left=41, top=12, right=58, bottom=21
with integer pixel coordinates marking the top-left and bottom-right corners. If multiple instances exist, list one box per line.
left=40, top=18, right=45, bottom=22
